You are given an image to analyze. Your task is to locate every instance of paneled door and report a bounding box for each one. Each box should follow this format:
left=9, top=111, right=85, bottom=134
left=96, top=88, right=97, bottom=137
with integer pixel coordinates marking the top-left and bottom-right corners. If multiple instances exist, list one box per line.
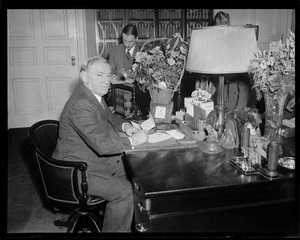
left=8, top=9, right=84, bottom=128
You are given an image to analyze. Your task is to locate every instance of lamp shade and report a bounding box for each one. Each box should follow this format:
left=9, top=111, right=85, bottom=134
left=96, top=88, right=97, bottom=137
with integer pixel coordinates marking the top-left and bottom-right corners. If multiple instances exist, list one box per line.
left=186, top=26, right=258, bottom=74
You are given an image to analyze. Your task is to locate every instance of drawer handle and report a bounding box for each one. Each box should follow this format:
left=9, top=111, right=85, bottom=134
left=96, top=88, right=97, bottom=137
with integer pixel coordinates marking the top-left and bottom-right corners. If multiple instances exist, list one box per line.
left=137, top=202, right=146, bottom=212
left=134, top=182, right=140, bottom=191
left=135, top=222, right=148, bottom=232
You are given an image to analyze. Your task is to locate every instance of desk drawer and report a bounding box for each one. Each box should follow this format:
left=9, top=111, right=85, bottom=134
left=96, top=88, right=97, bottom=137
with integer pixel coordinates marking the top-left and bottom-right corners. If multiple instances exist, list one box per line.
left=133, top=179, right=295, bottom=232
left=146, top=179, right=295, bottom=216
left=144, top=200, right=296, bottom=233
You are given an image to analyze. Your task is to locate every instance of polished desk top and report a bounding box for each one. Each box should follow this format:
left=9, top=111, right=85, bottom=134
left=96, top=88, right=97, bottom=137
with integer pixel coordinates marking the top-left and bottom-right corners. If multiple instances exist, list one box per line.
left=124, top=142, right=295, bottom=196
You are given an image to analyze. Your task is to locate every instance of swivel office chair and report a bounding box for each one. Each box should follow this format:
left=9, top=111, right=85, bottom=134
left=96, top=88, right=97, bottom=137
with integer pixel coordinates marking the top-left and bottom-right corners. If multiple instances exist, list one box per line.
left=28, top=120, right=107, bottom=233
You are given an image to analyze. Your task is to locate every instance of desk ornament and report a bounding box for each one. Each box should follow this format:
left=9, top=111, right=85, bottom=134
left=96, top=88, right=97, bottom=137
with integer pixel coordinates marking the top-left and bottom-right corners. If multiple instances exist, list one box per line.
left=230, top=125, right=258, bottom=175
left=278, top=157, right=295, bottom=170
left=229, top=110, right=265, bottom=176
left=200, top=140, right=223, bottom=155
left=259, top=141, right=280, bottom=179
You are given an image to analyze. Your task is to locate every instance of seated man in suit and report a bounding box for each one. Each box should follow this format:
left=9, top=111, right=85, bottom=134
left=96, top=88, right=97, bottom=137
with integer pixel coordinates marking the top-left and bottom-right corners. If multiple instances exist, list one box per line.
left=52, top=56, right=149, bottom=232
left=108, top=24, right=151, bottom=118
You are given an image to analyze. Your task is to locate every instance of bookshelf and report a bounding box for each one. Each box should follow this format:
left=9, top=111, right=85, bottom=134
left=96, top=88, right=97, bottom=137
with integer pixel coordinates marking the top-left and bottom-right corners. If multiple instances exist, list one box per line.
left=96, top=9, right=213, bottom=56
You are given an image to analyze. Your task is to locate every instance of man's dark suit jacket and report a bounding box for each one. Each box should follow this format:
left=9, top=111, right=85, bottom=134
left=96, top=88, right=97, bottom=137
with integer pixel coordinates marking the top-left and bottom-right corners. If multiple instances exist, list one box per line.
left=52, top=82, right=132, bottom=179
left=108, top=42, right=141, bottom=78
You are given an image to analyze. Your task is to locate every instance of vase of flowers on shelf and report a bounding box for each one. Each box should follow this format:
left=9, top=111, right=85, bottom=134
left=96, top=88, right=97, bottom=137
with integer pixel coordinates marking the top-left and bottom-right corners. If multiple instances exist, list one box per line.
left=128, top=33, right=188, bottom=123
left=248, top=30, right=295, bottom=141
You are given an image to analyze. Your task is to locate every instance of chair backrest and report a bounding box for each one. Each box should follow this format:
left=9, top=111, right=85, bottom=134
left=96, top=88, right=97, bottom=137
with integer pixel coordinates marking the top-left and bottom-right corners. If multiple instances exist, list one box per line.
left=30, top=120, right=59, bottom=157
left=28, top=120, right=83, bottom=208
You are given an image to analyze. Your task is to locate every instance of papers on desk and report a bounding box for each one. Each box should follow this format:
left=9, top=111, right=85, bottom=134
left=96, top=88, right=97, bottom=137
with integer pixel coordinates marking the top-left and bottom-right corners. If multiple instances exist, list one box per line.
left=131, top=112, right=156, bottom=131
left=148, top=132, right=172, bottom=143
left=140, top=115, right=156, bottom=131
left=166, top=129, right=185, bottom=139
left=148, top=129, right=185, bottom=143
left=131, top=113, right=186, bottom=143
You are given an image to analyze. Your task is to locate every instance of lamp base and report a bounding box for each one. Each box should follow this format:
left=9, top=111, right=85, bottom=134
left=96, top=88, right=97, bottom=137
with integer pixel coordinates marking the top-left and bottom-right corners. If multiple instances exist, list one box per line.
left=216, top=105, right=225, bottom=136
left=259, top=168, right=279, bottom=179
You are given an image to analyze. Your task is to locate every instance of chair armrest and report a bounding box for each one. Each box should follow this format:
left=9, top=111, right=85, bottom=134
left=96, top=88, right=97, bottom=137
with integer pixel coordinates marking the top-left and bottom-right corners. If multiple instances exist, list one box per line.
left=49, top=156, right=88, bottom=171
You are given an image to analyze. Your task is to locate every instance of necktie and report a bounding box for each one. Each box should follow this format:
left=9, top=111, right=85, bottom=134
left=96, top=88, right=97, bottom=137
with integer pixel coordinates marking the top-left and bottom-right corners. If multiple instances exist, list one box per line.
left=126, top=50, right=131, bottom=60
left=100, top=99, right=107, bottom=114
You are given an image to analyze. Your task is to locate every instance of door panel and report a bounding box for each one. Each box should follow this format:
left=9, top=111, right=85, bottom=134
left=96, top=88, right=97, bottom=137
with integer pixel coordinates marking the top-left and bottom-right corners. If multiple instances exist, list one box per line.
left=8, top=9, right=82, bottom=128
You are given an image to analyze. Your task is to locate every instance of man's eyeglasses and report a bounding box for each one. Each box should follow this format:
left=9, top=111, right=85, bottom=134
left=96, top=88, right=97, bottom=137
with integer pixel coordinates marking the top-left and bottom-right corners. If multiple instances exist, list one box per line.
left=88, top=70, right=112, bottom=79
left=98, top=72, right=113, bottom=79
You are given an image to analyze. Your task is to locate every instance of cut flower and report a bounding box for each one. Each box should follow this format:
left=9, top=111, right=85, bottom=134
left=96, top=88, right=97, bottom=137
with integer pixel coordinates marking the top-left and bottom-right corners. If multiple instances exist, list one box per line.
left=248, top=30, right=295, bottom=100
left=128, top=33, right=188, bottom=92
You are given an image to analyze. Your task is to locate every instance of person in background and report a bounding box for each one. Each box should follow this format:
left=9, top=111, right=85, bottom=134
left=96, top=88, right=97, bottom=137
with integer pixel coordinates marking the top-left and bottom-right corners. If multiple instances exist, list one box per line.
left=210, top=11, right=254, bottom=111
left=109, top=24, right=141, bottom=79
left=108, top=24, right=151, bottom=118
left=214, top=11, right=230, bottom=25
left=52, top=56, right=149, bottom=232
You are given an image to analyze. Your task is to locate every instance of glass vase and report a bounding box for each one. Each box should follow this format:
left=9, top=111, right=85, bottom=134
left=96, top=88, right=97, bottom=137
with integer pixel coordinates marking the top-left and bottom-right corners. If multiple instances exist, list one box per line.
left=263, top=91, right=288, bottom=141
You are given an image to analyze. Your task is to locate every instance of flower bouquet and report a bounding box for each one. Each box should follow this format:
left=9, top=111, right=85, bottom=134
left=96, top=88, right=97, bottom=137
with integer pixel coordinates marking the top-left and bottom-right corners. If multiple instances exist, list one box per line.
left=248, top=30, right=295, bottom=140
left=128, top=33, right=188, bottom=122
left=129, top=33, right=188, bottom=93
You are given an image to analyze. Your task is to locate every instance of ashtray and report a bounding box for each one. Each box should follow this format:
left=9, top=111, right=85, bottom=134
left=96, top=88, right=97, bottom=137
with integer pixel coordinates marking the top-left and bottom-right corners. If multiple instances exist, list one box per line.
left=278, top=157, right=295, bottom=170
left=200, top=141, right=223, bottom=154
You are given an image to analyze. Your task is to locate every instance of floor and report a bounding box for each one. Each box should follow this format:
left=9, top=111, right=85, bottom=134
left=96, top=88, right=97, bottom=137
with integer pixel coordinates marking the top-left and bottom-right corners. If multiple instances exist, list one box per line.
left=6, top=127, right=67, bottom=234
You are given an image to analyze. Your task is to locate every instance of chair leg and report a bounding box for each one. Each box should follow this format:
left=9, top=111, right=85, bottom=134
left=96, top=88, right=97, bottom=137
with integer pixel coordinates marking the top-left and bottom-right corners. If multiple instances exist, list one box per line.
left=85, top=211, right=104, bottom=233
left=54, top=209, right=80, bottom=229
left=67, top=211, right=84, bottom=233
left=54, top=209, right=104, bottom=233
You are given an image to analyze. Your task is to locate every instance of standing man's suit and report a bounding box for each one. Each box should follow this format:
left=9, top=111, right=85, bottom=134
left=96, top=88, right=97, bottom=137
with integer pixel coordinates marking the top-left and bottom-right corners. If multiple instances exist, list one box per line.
left=52, top=81, right=133, bottom=232
left=108, top=42, right=141, bottom=78
left=108, top=42, right=151, bottom=117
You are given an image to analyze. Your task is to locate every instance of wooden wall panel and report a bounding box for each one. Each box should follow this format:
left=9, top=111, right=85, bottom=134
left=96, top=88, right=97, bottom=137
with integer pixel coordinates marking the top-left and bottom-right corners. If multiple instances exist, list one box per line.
left=12, top=78, right=41, bottom=113
left=47, top=77, right=72, bottom=111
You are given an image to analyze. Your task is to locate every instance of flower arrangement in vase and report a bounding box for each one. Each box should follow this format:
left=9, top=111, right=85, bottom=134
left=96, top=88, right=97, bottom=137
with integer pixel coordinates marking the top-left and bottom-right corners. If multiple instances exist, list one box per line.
left=128, top=33, right=188, bottom=123
left=248, top=30, right=295, bottom=140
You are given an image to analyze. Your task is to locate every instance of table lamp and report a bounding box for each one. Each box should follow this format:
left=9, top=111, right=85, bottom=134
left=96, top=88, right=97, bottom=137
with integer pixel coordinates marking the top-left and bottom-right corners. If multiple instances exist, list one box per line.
left=186, top=26, right=258, bottom=135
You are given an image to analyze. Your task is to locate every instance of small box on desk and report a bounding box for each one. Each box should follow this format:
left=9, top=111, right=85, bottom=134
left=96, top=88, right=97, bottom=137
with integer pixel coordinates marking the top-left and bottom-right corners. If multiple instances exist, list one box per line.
left=195, top=100, right=214, bottom=110
left=184, top=113, right=197, bottom=128
left=184, top=97, right=214, bottom=110
left=175, top=118, right=204, bottom=141
left=186, top=103, right=213, bottom=121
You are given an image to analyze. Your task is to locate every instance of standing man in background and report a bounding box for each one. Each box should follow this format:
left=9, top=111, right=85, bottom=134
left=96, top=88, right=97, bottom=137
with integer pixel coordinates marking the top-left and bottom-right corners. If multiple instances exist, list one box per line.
left=108, top=24, right=151, bottom=118
left=109, top=24, right=141, bottom=79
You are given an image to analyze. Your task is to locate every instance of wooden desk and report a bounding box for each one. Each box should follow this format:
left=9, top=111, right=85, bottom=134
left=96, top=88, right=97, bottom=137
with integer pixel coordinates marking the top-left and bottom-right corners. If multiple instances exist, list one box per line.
left=123, top=143, right=297, bottom=234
